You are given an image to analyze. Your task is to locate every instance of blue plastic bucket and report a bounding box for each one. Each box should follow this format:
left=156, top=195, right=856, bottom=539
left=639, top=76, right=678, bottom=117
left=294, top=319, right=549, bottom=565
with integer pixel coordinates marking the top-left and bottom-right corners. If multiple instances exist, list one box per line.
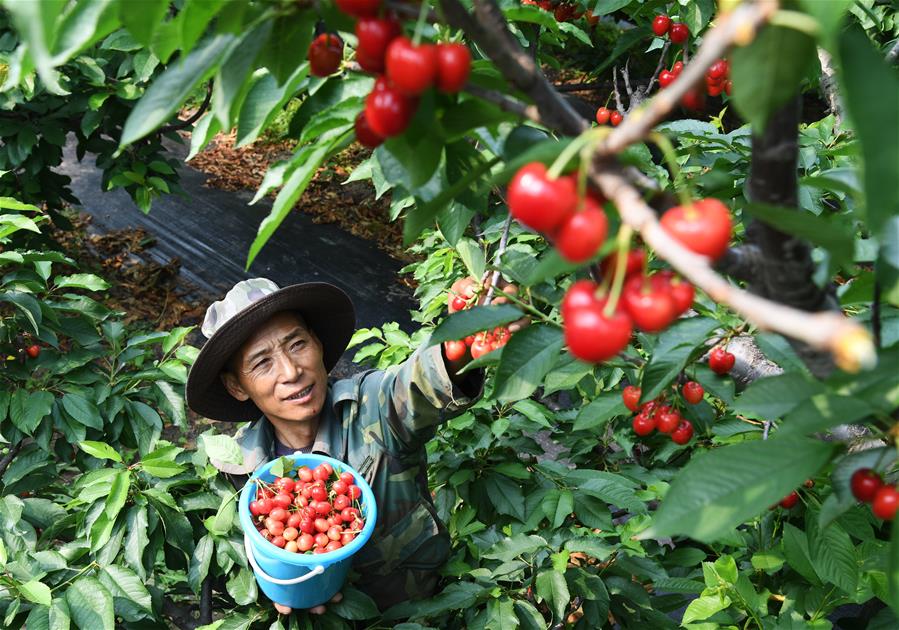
left=239, top=453, right=378, bottom=609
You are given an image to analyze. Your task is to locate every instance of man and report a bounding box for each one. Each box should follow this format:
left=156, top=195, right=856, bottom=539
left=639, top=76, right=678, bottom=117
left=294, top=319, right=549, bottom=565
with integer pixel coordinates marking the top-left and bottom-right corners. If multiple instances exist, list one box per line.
left=185, top=278, right=484, bottom=614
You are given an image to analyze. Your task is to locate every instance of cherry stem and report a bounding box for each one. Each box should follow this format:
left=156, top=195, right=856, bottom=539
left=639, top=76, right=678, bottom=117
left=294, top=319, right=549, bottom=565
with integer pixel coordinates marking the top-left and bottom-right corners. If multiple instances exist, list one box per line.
left=649, top=131, right=694, bottom=209
left=546, top=128, right=602, bottom=180
left=604, top=225, right=633, bottom=318
left=412, top=0, right=430, bottom=46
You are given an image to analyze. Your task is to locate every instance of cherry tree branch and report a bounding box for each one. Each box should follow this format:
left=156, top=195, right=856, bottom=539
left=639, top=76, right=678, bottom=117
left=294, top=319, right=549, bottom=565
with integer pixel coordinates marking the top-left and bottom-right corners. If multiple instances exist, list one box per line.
left=594, top=1, right=777, bottom=156
left=816, top=48, right=843, bottom=126
left=591, top=166, right=874, bottom=371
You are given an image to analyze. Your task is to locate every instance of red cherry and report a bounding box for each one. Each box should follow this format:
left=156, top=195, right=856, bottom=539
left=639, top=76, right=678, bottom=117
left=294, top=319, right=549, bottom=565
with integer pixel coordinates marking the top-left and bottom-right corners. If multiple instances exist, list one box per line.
left=632, top=412, right=656, bottom=436
left=266, top=519, right=285, bottom=536
left=652, top=15, right=671, bottom=37
left=340, top=472, right=354, bottom=485
left=609, top=110, right=623, bottom=126
left=435, top=42, right=471, bottom=93
left=681, top=87, right=705, bottom=111
left=672, top=61, right=684, bottom=75
left=563, top=301, right=633, bottom=363
left=334, top=0, right=380, bottom=18
left=272, top=493, right=292, bottom=510
left=249, top=500, right=263, bottom=516
left=325, top=540, right=343, bottom=552
left=356, top=17, right=401, bottom=70
left=660, top=198, right=733, bottom=260
left=341, top=507, right=360, bottom=523
left=444, top=340, right=467, bottom=361
left=275, top=477, right=295, bottom=494
left=658, top=69, right=675, bottom=89
left=668, top=22, right=689, bottom=44
left=671, top=420, right=694, bottom=444
left=26, top=344, right=41, bottom=359
left=327, top=526, right=343, bottom=541
left=470, top=334, right=492, bottom=359
left=595, top=106, right=610, bottom=125
left=347, top=485, right=362, bottom=500
left=707, top=83, right=723, bottom=97
left=779, top=491, right=800, bottom=509
left=386, top=37, right=438, bottom=96
left=282, top=527, right=299, bottom=542
left=298, top=468, right=313, bottom=483
left=308, top=34, right=343, bottom=78
left=298, top=533, right=314, bottom=551
left=656, top=410, right=681, bottom=434
left=873, top=485, right=899, bottom=520
left=269, top=507, right=289, bottom=522
left=331, top=480, right=348, bottom=495
left=682, top=381, right=704, bottom=404
left=562, top=280, right=600, bottom=321
left=314, top=518, right=330, bottom=533
left=621, top=274, right=677, bottom=333
left=724, top=80, right=732, bottom=95
left=333, top=494, right=351, bottom=511
left=555, top=198, right=608, bottom=262
left=708, top=347, right=735, bottom=375
left=507, top=162, right=578, bottom=234
left=553, top=3, right=578, bottom=21
left=850, top=468, right=883, bottom=503
left=622, top=385, right=642, bottom=412
left=314, top=500, right=332, bottom=516
left=707, top=59, right=729, bottom=80
left=365, top=80, right=417, bottom=138
left=652, top=271, right=694, bottom=315
left=314, top=532, right=330, bottom=547
left=354, top=112, right=384, bottom=149
left=256, top=498, right=272, bottom=514
left=584, top=9, right=599, bottom=26
left=271, top=535, right=287, bottom=548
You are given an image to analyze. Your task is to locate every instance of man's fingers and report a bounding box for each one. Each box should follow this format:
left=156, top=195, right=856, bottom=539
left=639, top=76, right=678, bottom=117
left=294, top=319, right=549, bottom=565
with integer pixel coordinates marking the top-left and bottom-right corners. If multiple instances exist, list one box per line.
left=309, top=605, right=327, bottom=615
left=274, top=603, right=292, bottom=615
left=329, top=592, right=344, bottom=604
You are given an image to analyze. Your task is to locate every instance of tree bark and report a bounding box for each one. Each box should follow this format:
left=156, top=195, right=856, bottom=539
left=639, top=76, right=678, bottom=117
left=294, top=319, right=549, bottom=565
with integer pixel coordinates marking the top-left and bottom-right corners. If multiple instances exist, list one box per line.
left=745, top=95, right=839, bottom=378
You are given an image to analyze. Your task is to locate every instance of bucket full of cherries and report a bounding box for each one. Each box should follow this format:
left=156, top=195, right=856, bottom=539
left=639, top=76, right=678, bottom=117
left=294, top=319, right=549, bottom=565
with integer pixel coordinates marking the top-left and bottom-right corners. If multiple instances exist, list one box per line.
left=238, top=453, right=377, bottom=609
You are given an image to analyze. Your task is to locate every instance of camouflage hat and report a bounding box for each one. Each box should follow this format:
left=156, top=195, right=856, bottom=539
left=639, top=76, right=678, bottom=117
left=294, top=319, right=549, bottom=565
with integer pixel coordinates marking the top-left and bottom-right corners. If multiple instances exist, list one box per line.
left=186, top=279, right=355, bottom=422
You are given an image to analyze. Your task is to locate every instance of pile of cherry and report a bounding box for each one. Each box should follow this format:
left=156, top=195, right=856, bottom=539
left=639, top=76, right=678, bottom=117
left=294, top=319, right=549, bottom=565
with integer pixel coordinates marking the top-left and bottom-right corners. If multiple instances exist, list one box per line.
left=850, top=468, right=898, bottom=521
left=521, top=0, right=600, bottom=26
left=307, top=0, right=472, bottom=149
left=248, top=462, right=366, bottom=554
left=622, top=382, right=703, bottom=445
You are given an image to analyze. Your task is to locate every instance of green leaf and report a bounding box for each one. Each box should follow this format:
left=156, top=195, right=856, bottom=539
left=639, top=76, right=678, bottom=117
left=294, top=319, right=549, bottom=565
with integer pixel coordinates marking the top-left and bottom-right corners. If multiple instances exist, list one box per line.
left=2, top=0, right=69, bottom=94
left=535, top=568, right=569, bottom=622
left=429, top=305, right=523, bottom=346
left=483, top=534, right=547, bottom=562
left=19, top=580, right=52, bottom=607
left=53, top=273, right=110, bottom=291
left=236, top=64, right=310, bottom=147
left=121, top=34, right=236, bottom=147
left=642, top=436, right=837, bottom=542
left=124, top=506, right=149, bottom=580
left=743, top=204, right=854, bottom=267
left=782, top=522, right=821, bottom=585
left=78, top=441, right=122, bottom=463
left=888, top=519, right=899, bottom=615
left=49, top=597, right=70, bottom=630
left=838, top=26, right=899, bottom=240
left=189, top=535, right=214, bottom=595
left=732, top=372, right=825, bottom=419
left=751, top=551, right=785, bottom=572
left=328, top=586, right=379, bottom=620
left=730, top=24, right=816, bottom=131
left=10, top=390, right=54, bottom=435
left=246, top=131, right=351, bottom=268
left=256, top=12, right=315, bottom=85
left=0, top=291, right=43, bottom=334
left=62, top=393, right=103, bottom=430
left=66, top=577, right=114, bottom=630
left=226, top=568, right=258, bottom=606
left=493, top=325, right=564, bottom=403
left=682, top=594, right=731, bottom=625
left=798, top=0, right=852, bottom=46
left=383, top=582, right=488, bottom=620
left=118, top=0, right=167, bottom=45
left=778, top=393, right=874, bottom=436
left=104, top=470, right=130, bottom=521
left=572, top=495, right=613, bottom=530
left=200, top=433, right=243, bottom=466
left=574, top=470, right=646, bottom=514
left=514, top=600, right=548, bottom=630
left=640, top=318, right=719, bottom=402
left=455, top=238, right=486, bottom=281
left=208, top=493, right=236, bottom=535
left=810, top=522, right=857, bottom=594
left=100, top=565, right=152, bottom=613
left=573, top=391, right=628, bottom=431
left=484, top=473, right=526, bottom=521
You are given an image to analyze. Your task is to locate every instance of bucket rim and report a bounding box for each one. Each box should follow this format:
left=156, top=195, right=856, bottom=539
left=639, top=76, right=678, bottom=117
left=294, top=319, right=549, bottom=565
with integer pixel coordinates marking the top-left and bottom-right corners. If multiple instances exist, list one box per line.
left=239, top=452, right=378, bottom=566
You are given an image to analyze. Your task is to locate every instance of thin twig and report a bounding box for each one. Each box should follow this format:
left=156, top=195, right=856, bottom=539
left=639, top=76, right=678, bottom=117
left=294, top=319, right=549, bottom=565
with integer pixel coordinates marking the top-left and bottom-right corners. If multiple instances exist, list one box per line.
left=160, top=81, right=213, bottom=133
left=484, top=214, right=513, bottom=304
left=591, top=167, right=875, bottom=372
left=464, top=83, right=542, bottom=124
left=646, top=41, right=672, bottom=93
left=886, top=39, right=899, bottom=64
left=621, top=58, right=634, bottom=107
left=0, top=440, right=24, bottom=478
left=612, top=66, right=624, bottom=112
left=762, top=421, right=771, bottom=440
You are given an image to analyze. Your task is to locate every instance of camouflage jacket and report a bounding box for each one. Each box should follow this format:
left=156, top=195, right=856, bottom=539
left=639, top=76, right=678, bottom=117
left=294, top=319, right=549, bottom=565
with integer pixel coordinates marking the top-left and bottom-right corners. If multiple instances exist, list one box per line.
left=212, top=342, right=481, bottom=609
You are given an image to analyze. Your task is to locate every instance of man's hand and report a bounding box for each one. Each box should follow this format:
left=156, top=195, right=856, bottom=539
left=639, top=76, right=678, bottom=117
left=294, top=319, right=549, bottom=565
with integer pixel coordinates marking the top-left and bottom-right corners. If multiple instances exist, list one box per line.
left=273, top=592, right=343, bottom=616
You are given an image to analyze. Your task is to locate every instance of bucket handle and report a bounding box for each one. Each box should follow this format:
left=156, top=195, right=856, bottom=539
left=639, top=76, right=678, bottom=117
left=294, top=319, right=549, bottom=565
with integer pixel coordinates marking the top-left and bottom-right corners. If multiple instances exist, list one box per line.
left=244, top=534, right=326, bottom=585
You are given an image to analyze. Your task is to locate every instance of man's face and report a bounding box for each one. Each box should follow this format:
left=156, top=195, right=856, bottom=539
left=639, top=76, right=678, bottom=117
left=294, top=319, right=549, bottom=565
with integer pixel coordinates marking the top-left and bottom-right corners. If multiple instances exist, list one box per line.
left=220, top=311, right=329, bottom=426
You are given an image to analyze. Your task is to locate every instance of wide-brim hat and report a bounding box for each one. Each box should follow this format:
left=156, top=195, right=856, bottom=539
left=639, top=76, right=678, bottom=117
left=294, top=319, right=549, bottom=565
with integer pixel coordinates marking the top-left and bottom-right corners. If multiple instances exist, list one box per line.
left=186, top=278, right=355, bottom=422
